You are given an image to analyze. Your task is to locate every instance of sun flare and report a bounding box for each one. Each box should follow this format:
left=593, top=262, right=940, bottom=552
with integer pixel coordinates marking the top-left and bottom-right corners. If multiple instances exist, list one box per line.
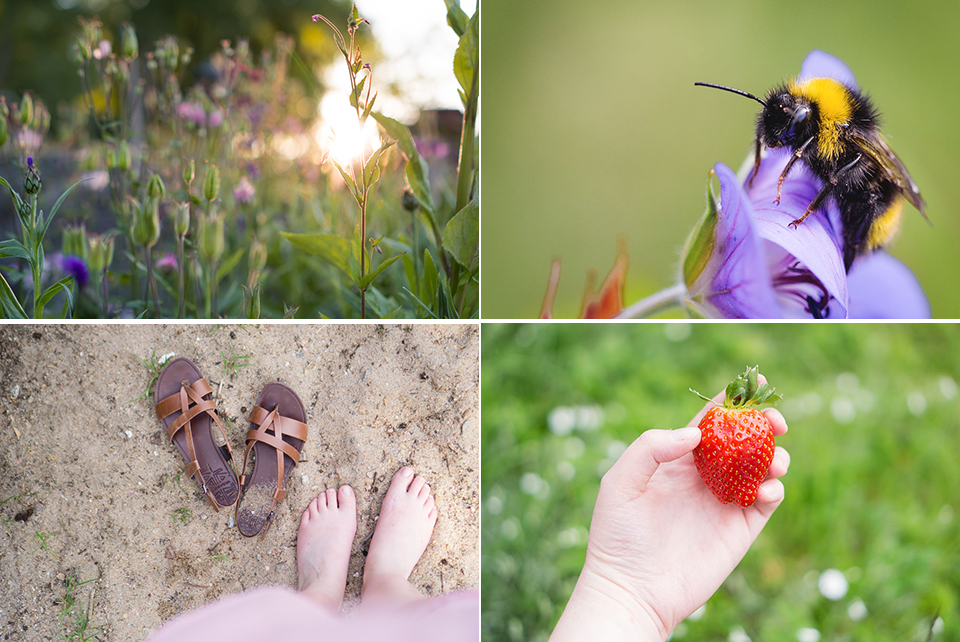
left=314, top=92, right=382, bottom=169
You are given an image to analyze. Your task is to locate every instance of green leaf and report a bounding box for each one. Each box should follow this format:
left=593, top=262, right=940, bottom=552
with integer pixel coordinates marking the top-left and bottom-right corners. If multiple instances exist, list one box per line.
left=360, top=91, right=377, bottom=124
left=352, top=77, right=367, bottom=108
left=371, top=112, right=418, bottom=161
left=331, top=158, right=359, bottom=201
left=281, top=232, right=352, bottom=276
left=0, top=175, right=25, bottom=213
left=381, top=305, right=402, bottom=319
left=0, top=239, right=30, bottom=261
left=0, top=271, right=27, bottom=319
left=402, top=287, right=438, bottom=319
left=442, top=198, right=479, bottom=270
left=402, top=254, right=418, bottom=299
left=444, top=0, right=469, bottom=37
left=36, top=276, right=75, bottom=319
left=405, top=158, right=436, bottom=220
left=215, top=248, right=245, bottom=283
left=422, top=248, right=439, bottom=308
left=39, top=177, right=93, bottom=241
left=358, top=253, right=403, bottom=290
left=453, top=10, right=479, bottom=101
left=682, top=171, right=720, bottom=288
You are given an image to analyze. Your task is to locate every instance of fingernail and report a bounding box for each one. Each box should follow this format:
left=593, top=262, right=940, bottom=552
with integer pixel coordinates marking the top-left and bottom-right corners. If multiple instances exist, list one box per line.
left=673, top=427, right=700, bottom=441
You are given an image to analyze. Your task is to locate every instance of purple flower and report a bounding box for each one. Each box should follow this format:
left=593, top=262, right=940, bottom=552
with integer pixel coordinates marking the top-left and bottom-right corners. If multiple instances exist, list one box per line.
left=60, top=254, right=90, bottom=289
left=683, top=50, right=928, bottom=319
left=176, top=102, right=207, bottom=127
left=155, top=252, right=179, bottom=271
left=207, top=109, right=224, bottom=128
left=233, top=176, right=255, bottom=204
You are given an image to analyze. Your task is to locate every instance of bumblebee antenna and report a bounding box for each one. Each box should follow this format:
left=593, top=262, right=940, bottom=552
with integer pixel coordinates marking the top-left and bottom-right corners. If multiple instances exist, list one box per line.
left=694, top=82, right=767, bottom=107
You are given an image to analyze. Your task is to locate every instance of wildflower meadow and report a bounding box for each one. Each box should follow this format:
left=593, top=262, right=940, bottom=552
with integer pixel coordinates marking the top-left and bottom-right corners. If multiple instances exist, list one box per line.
left=0, top=1, right=478, bottom=319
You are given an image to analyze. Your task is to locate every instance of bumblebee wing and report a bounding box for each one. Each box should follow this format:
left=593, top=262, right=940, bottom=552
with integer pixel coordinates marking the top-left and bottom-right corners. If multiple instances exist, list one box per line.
left=851, top=131, right=927, bottom=216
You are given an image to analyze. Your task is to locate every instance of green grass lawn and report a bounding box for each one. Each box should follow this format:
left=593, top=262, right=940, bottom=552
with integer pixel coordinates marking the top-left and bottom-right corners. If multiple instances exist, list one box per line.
left=481, top=323, right=960, bottom=641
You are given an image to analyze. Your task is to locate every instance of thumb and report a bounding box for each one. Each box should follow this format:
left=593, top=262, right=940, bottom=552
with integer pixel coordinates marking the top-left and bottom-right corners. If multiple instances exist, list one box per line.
left=609, top=427, right=701, bottom=492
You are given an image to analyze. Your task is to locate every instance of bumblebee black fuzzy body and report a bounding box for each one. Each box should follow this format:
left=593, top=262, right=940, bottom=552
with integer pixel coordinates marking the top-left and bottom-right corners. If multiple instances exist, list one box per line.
left=696, top=77, right=926, bottom=272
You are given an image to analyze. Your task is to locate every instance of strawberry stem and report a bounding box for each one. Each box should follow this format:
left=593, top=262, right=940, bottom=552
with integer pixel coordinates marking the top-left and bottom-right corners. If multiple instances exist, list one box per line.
left=723, top=365, right=780, bottom=408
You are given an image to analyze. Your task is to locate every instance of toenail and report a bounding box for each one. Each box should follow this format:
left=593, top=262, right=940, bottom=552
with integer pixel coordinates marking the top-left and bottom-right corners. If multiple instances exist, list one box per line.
left=400, top=467, right=413, bottom=477
left=342, top=485, right=353, bottom=496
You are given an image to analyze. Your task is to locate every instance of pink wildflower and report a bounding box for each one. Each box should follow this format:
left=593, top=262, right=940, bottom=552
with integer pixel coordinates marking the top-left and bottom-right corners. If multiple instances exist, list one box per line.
left=233, top=176, right=255, bottom=204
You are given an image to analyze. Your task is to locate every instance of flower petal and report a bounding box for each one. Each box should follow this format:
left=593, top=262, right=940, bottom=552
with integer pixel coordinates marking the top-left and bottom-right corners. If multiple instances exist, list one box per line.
left=708, top=163, right=784, bottom=318
left=799, top=49, right=858, bottom=89
left=746, top=149, right=849, bottom=316
left=846, top=252, right=930, bottom=318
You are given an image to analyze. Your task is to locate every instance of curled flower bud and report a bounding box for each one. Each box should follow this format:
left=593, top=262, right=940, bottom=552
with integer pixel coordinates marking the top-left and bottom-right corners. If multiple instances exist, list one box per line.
left=174, top=202, right=190, bottom=237
left=62, top=224, right=89, bottom=261
left=402, top=188, right=419, bottom=213
left=146, top=172, right=166, bottom=200
left=88, top=234, right=115, bottom=274
left=19, top=93, right=33, bottom=127
left=241, top=283, right=262, bottom=319
left=182, top=159, right=195, bottom=186
left=118, top=140, right=133, bottom=171
left=249, top=237, right=268, bottom=272
left=203, top=164, right=220, bottom=202
left=131, top=197, right=160, bottom=248
left=199, top=211, right=225, bottom=262
left=120, top=23, right=138, bottom=60
left=0, top=109, right=8, bottom=148
left=24, top=157, right=41, bottom=195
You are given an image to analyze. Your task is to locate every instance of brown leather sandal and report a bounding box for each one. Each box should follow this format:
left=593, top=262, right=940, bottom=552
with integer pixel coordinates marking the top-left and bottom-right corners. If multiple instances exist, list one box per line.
left=235, top=383, right=308, bottom=538
left=154, top=357, right=240, bottom=511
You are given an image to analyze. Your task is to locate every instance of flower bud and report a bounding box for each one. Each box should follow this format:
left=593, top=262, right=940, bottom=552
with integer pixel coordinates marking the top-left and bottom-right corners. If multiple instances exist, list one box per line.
left=120, top=23, right=139, bottom=60
left=19, top=93, right=33, bottom=126
left=203, top=164, right=220, bottom=202
left=241, top=283, right=262, bottom=319
left=105, top=147, right=118, bottom=169
left=62, top=224, right=89, bottom=261
left=117, top=140, right=131, bottom=171
left=182, top=159, right=195, bottom=185
left=0, top=113, right=7, bottom=148
left=174, top=202, right=190, bottom=237
left=401, top=188, right=419, bottom=212
left=0, top=97, right=7, bottom=118
left=131, top=197, right=160, bottom=248
left=87, top=234, right=115, bottom=274
left=249, top=237, right=268, bottom=272
left=199, top=212, right=225, bottom=263
left=146, top=172, right=166, bottom=200
left=681, top=172, right=720, bottom=289
left=24, top=157, right=41, bottom=195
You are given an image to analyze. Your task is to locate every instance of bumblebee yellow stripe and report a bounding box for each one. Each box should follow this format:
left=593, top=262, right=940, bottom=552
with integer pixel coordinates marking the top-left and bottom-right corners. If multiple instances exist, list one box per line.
left=789, top=77, right=851, bottom=160
left=867, top=196, right=904, bottom=250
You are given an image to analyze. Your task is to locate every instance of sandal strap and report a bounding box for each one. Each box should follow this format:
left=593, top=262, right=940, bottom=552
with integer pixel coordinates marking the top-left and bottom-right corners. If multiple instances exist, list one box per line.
left=155, top=378, right=234, bottom=459
left=238, top=404, right=305, bottom=500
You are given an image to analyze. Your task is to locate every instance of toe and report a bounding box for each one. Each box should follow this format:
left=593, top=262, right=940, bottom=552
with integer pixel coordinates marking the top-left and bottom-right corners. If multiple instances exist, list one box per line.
left=338, top=485, right=355, bottom=511
left=418, top=482, right=432, bottom=501
left=409, top=475, right=427, bottom=496
left=325, top=487, right=338, bottom=508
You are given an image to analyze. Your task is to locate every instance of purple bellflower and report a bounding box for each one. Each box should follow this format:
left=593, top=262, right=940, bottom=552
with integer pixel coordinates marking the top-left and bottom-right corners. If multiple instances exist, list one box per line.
left=59, top=254, right=90, bottom=290
left=622, top=50, right=929, bottom=319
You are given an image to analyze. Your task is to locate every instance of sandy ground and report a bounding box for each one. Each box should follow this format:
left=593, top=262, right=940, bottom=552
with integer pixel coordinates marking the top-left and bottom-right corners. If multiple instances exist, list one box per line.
left=0, top=323, right=479, bottom=641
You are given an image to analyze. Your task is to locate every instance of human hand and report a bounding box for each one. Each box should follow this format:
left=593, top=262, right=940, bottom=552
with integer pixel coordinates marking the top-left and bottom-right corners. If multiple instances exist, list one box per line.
left=550, top=381, right=790, bottom=642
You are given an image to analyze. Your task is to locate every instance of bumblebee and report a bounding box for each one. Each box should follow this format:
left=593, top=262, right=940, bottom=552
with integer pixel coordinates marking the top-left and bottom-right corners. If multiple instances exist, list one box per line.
left=695, top=77, right=926, bottom=271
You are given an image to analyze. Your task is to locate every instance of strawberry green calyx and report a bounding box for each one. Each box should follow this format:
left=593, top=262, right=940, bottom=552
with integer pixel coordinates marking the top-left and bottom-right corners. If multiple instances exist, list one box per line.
left=690, top=365, right=781, bottom=408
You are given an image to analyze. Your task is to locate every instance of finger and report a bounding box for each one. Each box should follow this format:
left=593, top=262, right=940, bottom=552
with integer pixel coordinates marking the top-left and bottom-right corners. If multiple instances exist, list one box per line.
left=687, top=389, right=725, bottom=428
left=767, top=446, right=790, bottom=479
left=763, top=407, right=788, bottom=436
left=609, top=427, right=701, bottom=492
left=752, top=478, right=785, bottom=517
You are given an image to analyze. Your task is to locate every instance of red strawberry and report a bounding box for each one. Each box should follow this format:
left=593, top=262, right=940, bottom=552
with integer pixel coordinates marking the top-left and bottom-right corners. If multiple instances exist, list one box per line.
left=691, top=366, right=779, bottom=508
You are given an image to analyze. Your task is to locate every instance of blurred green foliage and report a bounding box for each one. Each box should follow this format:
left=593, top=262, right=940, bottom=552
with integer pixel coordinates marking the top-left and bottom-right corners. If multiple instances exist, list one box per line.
left=482, top=0, right=960, bottom=318
left=482, top=323, right=960, bottom=641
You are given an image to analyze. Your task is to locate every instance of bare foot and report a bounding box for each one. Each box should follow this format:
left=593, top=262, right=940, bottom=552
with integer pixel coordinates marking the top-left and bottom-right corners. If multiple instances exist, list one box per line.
left=296, top=486, right=357, bottom=614
left=360, top=467, right=438, bottom=608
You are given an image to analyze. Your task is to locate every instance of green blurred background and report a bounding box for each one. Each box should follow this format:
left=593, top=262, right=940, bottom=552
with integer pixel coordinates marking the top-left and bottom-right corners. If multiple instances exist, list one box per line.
left=482, top=323, right=960, bottom=641
left=482, top=1, right=960, bottom=318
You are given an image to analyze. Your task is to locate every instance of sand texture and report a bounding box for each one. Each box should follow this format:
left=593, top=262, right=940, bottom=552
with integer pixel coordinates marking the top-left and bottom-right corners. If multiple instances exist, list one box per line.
left=0, top=323, right=479, bottom=641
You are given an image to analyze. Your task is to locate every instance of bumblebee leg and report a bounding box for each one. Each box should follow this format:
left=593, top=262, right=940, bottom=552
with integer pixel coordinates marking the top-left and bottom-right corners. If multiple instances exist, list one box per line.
left=775, top=136, right=815, bottom=205
left=789, top=154, right=863, bottom=228
left=747, top=137, right=763, bottom=188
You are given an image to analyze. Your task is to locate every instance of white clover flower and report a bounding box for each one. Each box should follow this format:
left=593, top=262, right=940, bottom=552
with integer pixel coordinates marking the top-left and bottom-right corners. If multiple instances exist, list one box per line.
left=818, top=568, right=848, bottom=600
left=796, top=628, right=821, bottom=642
left=847, top=598, right=868, bottom=621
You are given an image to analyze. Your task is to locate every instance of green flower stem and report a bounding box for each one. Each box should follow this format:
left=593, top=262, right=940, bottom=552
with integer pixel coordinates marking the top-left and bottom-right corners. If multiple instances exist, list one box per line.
left=204, top=260, right=217, bottom=319
left=177, top=235, right=185, bottom=319
left=144, top=244, right=159, bottom=317
left=100, top=270, right=109, bottom=318
left=615, top=283, right=687, bottom=319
